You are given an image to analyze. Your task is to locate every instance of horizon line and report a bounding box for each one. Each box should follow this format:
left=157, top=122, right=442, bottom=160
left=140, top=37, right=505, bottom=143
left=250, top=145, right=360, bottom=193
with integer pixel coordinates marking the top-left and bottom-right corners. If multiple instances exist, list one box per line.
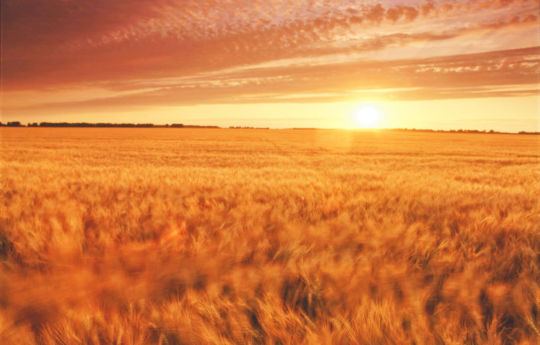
left=1, top=121, right=539, bottom=135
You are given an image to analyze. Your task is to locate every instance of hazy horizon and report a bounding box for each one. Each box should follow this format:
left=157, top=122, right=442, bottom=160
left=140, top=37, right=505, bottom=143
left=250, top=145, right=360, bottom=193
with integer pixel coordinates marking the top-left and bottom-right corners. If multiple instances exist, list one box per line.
left=3, top=120, right=540, bottom=134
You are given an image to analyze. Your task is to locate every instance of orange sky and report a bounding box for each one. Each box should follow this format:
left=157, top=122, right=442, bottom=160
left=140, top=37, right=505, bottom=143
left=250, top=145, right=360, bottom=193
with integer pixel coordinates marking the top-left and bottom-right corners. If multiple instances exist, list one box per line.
left=1, top=0, right=539, bottom=131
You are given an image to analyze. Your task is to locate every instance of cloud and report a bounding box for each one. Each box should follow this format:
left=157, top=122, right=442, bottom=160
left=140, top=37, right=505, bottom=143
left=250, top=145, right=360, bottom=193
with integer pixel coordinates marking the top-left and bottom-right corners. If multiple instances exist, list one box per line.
left=1, top=0, right=539, bottom=114
left=385, top=6, right=419, bottom=22
left=4, top=46, right=538, bottom=116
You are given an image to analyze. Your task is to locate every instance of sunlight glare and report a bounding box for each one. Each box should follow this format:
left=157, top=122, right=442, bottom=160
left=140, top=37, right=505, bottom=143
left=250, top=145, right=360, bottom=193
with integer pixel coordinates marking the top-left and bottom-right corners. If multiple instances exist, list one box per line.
left=355, top=105, right=381, bottom=129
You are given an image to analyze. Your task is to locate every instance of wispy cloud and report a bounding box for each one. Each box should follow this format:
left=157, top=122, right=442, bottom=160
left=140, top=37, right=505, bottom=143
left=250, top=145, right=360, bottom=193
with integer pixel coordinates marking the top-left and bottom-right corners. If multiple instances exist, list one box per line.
left=1, top=0, right=539, bottom=115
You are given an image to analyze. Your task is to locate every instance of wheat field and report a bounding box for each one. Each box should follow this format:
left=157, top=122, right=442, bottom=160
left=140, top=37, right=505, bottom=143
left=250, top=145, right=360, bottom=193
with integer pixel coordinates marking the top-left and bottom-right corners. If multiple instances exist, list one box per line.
left=0, top=128, right=539, bottom=345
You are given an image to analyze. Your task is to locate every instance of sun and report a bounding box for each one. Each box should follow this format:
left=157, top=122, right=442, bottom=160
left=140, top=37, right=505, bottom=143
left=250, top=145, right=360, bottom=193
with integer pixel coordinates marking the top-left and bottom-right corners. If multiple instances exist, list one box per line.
left=355, top=105, right=381, bottom=129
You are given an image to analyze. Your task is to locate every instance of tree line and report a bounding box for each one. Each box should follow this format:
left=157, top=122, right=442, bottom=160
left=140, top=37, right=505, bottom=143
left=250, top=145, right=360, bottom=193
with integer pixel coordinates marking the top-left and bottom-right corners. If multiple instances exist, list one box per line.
left=0, top=122, right=538, bottom=134
left=0, top=122, right=218, bottom=128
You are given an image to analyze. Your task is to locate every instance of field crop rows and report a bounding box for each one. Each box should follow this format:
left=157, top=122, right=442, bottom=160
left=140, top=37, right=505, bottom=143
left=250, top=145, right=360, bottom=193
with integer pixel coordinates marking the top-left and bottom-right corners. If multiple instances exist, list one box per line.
left=1, top=128, right=539, bottom=344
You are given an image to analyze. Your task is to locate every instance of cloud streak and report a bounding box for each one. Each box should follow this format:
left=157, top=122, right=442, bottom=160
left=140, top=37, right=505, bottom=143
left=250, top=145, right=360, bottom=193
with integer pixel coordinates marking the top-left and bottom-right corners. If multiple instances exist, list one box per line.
left=1, top=0, right=539, bottom=116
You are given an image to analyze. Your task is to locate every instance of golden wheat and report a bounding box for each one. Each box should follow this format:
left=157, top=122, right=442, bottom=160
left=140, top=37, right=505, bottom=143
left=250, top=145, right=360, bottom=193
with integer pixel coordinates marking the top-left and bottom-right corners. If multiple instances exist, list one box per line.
left=0, top=128, right=539, bottom=345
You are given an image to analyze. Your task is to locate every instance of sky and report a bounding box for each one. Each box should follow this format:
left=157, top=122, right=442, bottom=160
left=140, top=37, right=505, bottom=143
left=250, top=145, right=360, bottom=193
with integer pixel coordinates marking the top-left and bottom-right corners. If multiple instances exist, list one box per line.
left=1, top=0, right=539, bottom=131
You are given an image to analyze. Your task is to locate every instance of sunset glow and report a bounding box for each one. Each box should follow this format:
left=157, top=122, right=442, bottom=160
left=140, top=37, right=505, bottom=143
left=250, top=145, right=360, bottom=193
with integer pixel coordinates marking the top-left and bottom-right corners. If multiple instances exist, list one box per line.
left=1, top=0, right=540, bottom=130
left=355, top=105, right=382, bottom=129
left=2, top=2, right=540, bottom=343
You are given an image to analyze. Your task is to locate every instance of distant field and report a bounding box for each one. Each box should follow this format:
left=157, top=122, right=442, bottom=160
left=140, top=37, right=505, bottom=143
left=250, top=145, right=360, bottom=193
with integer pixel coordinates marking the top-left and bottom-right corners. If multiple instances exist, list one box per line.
left=1, top=128, right=539, bottom=345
